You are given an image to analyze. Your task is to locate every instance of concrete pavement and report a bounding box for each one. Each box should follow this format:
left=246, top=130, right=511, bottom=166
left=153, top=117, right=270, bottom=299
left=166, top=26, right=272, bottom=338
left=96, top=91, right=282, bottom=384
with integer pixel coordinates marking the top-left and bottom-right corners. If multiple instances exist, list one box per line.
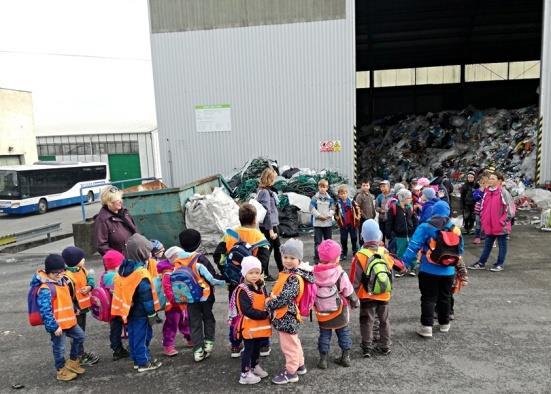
left=0, top=226, right=550, bottom=393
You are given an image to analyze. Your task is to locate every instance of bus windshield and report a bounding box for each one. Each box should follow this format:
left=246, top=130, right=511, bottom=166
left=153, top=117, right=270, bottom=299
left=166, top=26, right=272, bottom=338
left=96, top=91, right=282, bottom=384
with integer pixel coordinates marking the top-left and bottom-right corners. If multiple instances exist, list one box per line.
left=0, top=170, right=20, bottom=198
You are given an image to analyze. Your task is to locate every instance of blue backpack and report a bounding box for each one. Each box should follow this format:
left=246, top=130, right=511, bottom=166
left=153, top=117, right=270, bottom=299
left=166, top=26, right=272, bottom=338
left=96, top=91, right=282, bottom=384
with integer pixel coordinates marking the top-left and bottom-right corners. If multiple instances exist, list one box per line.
left=223, top=229, right=270, bottom=285
left=170, top=256, right=204, bottom=304
left=152, top=276, right=166, bottom=310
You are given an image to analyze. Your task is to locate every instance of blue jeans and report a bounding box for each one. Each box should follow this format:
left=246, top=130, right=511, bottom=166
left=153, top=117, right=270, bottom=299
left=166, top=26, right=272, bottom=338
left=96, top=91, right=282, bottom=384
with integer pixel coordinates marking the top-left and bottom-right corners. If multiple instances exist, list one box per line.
left=50, top=324, right=85, bottom=370
left=478, top=234, right=508, bottom=267
left=339, top=226, right=358, bottom=257
left=128, top=317, right=153, bottom=367
left=318, top=326, right=352, bottom=354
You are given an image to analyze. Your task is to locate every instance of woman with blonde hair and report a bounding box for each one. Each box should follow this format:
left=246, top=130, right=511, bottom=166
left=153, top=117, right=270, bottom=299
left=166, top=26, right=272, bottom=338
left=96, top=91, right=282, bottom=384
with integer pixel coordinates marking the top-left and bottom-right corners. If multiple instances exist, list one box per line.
left=94, top=186, right=137, bottom=256
left=256, top=167, right=281, bottom=280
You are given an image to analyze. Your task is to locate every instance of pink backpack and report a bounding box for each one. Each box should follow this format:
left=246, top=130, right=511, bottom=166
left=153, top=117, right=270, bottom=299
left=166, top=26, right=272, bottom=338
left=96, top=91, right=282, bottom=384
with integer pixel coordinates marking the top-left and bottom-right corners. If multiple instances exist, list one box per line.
left=90, top=287, right=112, bottom=322
left=297, top=276, right=317, bottom=318
left=314, top=272, right=343, bottom=313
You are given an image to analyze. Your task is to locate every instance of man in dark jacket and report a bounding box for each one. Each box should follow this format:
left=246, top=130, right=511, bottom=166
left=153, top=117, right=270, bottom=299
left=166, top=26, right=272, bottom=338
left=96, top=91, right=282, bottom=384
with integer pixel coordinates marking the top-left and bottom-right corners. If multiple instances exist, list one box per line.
left=460, top=171, right=477, bottom=234
left=430, top=168, right=454, bottom=206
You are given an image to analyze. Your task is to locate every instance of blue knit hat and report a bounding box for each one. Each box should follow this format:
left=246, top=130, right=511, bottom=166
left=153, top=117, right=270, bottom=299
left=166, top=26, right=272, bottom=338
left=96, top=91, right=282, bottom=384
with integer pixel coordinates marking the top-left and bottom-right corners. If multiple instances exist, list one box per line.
left=361, top=219, right=382, bottom=243
left=422, top=187, right=436, bottom=200
left=431, top=201, right=450, bottom=217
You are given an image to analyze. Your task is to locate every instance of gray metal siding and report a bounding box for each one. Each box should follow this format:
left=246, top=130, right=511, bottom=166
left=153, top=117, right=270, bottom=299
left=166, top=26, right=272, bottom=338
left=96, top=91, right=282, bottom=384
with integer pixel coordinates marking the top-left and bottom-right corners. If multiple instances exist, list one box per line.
left=150, top=0, right=346, bottom=33
left=539, top=0, right=551, bottom=184
left=150, top=0, right=355, bottom=187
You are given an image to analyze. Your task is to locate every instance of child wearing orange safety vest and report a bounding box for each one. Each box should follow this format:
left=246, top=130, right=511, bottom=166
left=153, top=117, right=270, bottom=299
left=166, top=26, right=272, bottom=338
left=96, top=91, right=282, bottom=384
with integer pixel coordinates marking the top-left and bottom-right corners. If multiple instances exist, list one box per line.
left=313, top=239, right=359, bottom=370
left=111, top=234, right=162, bottom=373
left=62, top=246, right=100, bottom=367
left=266, top=238, right=315, bottom=385
left=29, top=254, right=86, bottom=381
left=231, top=256, right=272, bottom=385
left=350, top=219, right=396, bottom=358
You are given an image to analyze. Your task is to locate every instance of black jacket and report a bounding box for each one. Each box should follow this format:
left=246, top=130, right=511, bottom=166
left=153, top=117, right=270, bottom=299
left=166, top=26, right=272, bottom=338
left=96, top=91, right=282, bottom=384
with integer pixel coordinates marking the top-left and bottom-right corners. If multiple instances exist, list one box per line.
left=460, top=181, right=477, bottom=207
left=238, top=284, right=269, bottom=320
left=386, top=203, right=418, bottom=238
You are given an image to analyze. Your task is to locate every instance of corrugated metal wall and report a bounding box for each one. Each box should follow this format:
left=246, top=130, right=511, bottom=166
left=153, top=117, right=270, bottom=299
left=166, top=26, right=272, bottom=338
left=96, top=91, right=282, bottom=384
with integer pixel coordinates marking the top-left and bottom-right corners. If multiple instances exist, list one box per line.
left=539, top=0, right=551, bottom=184
left=149, top=0, right=355, bottom=187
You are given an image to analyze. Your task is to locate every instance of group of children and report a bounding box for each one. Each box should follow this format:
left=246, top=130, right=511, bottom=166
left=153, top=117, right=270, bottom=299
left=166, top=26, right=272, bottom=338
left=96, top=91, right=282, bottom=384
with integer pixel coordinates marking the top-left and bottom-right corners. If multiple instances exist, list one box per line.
left=31, top=168, right=480, bottom=385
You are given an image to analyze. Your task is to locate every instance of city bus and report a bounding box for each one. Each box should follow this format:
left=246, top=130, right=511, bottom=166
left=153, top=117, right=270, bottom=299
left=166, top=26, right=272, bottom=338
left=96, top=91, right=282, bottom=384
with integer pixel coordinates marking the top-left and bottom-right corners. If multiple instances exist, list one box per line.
left=0, top=162, right=108, bottom=214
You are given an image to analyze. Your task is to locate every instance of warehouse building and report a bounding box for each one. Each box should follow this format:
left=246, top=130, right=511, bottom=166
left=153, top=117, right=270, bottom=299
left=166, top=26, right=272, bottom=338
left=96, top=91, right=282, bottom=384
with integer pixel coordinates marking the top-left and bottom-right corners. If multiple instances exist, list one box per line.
left=148, top=0, right=551, bottom=186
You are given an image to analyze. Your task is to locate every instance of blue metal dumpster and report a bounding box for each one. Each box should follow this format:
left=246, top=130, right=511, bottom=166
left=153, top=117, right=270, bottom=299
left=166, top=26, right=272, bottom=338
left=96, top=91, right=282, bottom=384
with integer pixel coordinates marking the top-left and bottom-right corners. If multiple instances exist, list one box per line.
left=123, top=175, right=229, bottom=248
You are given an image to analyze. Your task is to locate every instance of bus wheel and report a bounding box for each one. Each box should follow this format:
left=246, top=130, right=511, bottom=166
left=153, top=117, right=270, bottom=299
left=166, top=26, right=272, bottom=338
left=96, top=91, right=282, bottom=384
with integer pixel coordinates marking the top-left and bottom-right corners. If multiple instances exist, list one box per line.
left=38, top=199, right=48, bottom=214
left=87, top=191, right=94, bottom=203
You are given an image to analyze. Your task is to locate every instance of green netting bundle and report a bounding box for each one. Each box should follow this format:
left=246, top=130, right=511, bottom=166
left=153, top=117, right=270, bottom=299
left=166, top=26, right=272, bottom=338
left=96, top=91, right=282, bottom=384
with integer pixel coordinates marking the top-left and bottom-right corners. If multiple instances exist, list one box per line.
left=284, top=175, right=319, bottom=197
left=272, top=179, right=288, bottom=192
left=242, top=158, right=277, bottom=181
left=277, top=194, right=289, bottom=209
left=234, top=179, right=259, bottom=201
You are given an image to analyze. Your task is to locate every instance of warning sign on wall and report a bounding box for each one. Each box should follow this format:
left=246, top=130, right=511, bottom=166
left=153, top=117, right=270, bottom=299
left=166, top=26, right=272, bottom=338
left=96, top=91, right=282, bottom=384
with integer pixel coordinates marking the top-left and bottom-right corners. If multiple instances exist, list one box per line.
left=320, top=140, right=342, bottom=153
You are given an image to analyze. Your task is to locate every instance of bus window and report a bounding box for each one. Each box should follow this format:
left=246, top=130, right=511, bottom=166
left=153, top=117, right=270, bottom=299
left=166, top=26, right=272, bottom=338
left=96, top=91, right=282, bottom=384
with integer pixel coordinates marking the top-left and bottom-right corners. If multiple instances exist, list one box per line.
left=0, top=170, right=20, bottom=198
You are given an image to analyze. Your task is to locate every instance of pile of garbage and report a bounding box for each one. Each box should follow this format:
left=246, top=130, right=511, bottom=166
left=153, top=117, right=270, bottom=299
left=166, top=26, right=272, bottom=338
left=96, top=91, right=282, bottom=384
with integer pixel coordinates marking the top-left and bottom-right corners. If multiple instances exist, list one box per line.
left=357, top=105, right=538, bottom=185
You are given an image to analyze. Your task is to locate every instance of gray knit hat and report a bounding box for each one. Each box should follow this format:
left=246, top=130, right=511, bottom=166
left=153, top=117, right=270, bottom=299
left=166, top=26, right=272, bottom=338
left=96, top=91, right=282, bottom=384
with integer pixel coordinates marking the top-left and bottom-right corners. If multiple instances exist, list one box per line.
left=280, top=238, right=303, bottom=261
left=126, top=233, right=152, bottom=262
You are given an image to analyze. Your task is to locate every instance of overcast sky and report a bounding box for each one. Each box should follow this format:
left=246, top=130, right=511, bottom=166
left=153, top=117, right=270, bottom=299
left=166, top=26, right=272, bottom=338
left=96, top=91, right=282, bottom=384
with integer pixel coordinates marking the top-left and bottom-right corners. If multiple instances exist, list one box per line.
left=0, top=0, right=156, bottom=135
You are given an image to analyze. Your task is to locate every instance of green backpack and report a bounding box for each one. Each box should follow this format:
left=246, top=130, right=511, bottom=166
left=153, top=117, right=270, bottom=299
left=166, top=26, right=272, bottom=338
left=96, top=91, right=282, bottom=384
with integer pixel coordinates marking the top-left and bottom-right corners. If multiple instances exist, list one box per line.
left=359, top=247, right=393, bottom=295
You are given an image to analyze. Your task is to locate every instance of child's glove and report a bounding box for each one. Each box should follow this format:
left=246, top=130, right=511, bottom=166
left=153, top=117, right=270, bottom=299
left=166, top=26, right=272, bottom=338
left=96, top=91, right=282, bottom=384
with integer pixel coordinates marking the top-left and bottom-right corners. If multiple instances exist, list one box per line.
left=147, top=314, right=158, bottom=326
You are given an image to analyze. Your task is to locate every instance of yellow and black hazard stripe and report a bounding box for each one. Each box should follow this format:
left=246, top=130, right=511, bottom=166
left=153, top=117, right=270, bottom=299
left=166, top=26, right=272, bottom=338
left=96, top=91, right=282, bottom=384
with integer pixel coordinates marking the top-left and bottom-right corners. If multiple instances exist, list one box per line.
left=535, top=116, right=543, bottom=186
left=353, top=126, right=359, bottom=185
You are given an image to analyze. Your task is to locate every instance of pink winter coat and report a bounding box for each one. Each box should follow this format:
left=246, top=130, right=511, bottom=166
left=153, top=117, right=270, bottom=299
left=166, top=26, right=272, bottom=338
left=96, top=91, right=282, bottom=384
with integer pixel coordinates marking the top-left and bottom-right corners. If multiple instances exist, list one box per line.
left=480, top=186, right=514, bottom=235
left=313, top=263, right=357, bottom=329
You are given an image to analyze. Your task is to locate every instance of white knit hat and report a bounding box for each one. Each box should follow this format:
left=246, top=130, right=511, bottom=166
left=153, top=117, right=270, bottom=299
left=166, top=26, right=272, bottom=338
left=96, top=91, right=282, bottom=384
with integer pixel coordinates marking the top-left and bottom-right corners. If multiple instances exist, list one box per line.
left=241, top=256, right=262, bottom=277
left=165, top=246, right=184, bottom=263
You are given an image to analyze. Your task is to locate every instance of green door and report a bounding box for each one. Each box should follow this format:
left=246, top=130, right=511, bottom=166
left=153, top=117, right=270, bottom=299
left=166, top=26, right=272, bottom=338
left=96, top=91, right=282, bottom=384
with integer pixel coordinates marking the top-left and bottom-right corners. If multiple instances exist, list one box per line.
left=108, top=153, right=141, bottom=188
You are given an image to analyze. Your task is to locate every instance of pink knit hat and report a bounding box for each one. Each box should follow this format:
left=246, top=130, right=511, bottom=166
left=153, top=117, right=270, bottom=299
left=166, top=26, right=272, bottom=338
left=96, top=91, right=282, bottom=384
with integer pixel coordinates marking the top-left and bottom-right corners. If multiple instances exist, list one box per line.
left=317, top=239, right=342, bottom=263
left=415, top=177, right=431, bottom=190
left=103, top=250, right=124, bottom=270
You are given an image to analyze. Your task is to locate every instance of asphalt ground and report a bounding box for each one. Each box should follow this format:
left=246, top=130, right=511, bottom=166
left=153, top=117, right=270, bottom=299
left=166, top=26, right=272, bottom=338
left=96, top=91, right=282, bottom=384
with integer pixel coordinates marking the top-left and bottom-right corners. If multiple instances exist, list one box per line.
left=0, top=226, right=550, bottom=393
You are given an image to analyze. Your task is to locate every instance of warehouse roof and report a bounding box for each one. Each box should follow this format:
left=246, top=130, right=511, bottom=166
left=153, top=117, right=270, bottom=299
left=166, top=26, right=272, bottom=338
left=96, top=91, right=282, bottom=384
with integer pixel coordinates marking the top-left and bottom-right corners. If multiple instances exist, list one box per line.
left=356, top=0, right=543, bottom=71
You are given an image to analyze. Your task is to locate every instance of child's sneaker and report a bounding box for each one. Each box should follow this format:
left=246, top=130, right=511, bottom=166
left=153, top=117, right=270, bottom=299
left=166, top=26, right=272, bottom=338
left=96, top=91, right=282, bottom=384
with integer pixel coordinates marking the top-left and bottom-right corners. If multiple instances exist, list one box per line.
left=56, top=366, right=78, bottom=381
left=137, top=360, right=162, bottom=372
left=296, top=365, right=307, bottom=375
left=204, top=340, right=214, bottom=354
left=361, top=344, right=372, bottom=358
left=440, top=324, right=451, bottom=333
left=194, top=348, right=210, bottom=362
left=272, top=370, right=299, bottom=385
left=65, top=359, right=85, bottom=374
left=113, top=347, right=130, bottom=361
left=489, top=265, right=504, bottom=272
left=376, top=346, right=391, bottom=355
left=240, top=371, right=261, bottom=385
left=468, top=262, right=485, bottom=270
left=416, top=325, right=433, bottom=338
left=163, top=346, right=179, bottom=357
left=80, top=351, right=99, bottom=366
left=230, top=345, right=243, bottom=358
left=252, top=364, right=269, bottom=378
left=259, top=345, right=271, bottom=357
left=472, top=237, right=481, bottom=244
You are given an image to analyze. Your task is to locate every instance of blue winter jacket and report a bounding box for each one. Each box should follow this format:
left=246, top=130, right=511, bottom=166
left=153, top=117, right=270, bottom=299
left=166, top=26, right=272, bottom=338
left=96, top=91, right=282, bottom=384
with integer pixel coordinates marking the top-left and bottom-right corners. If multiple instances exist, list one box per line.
left=118, top=259, right=156, bottom=319
left=419, top=198, right=440, bottom=223
left=30, top=271, right=73, bottom=333
left=403, top=201, right=464, bottom=277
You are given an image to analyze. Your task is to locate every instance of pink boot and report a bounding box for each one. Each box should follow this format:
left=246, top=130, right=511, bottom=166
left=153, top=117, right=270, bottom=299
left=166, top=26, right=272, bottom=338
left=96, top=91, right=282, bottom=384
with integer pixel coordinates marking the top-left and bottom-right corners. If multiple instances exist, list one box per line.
left=473, top=237, right=481, bottom=245
left=163, top=346, right=179, bottom=357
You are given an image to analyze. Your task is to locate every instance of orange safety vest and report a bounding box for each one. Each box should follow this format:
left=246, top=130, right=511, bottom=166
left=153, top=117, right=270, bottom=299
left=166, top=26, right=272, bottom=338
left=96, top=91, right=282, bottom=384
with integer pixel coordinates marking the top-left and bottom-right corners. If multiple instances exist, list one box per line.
left=65, top=268, right=91, bottom=310
left=236, top=287, right=272, bottom=339
left=225, top=227, right=268, bottom=255
left=353, top=247, right=393, bottom=302
left=38, top=271, right=77, bottom=330
left=111, top=267, right=160, bottom=323
left=147, top=258, right=159, bottom=278
left=270, top=272, right=304, bottom=320
left=173, top=254, right=210, bottom=300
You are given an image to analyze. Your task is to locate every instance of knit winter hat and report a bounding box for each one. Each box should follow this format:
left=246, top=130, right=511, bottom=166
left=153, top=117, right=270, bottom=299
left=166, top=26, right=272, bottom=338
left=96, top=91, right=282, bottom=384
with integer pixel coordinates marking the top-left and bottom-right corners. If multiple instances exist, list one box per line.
left=431, top=201, right=451, bottom=218
left=422, top=187, right=436, bottom=200
left=45, top=254, right=66, bottom=273
left=126, top=233, right=152, bottom=262
left=397, top=189, right=412, bottom=202
left=165, top=246, right=184, bottom=263
left=467, top=171, right=476, bottom=177
left=393, top=183, right=405, bottom=194
left=103, top=250, right=124, bottom=270
left=61, top=246, right=85, bottom=267
left=179, top=229, right=201, bottom=252
left=241, top=256, right=262, bottom=277
left=280, top=238, right=304, bottom=261
left=151, top=240, right=164, bottom=255
left=415, top=177, right=430, bottom=190
left=317, top=239, right=341, bottom=263
left=361, top=219, right=383, bottom=243
left=156, top=259, right=174, bottom=274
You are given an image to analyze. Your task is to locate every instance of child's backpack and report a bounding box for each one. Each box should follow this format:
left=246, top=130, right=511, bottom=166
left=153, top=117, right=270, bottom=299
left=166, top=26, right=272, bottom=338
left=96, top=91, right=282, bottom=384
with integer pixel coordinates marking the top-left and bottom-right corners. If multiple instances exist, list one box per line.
left=28, top=283, right=56, bottom=326
left=314, top=272, right=343, bottom=313
left=228, top=283, right=255, bottom=341
left=152, top=275, right=166, bottom=310
left=90, top=287, right=112, bottom=322
left=170, top=256, right=204, bottom=304
left=359, top=248, right=393, bottom=295
left=297, top=277, right=317, bottom=318
left=224, top=231, right=270, bottom=285
left=425, top=223, right=462, bottom=266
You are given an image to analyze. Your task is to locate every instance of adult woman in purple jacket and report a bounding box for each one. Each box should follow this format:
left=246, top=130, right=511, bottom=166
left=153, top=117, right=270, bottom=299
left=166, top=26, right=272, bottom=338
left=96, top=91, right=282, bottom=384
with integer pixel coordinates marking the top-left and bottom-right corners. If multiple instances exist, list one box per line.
left=94, top=186, right=137, bottom=256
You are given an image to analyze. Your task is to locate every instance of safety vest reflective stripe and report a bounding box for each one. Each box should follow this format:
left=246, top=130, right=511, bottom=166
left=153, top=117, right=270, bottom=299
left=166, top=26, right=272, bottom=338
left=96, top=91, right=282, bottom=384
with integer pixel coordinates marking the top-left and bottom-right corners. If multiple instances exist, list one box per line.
left=65, top=269, right=92, bottom=310
left=111, top=268, right=160, bottom=324
left=237, top=287, right=272, bottom=339
left=37, top=271, right=77, bottom=329
left=270, top=273, right=304, bottom=321
left=354, top=248, right=392, bottom=302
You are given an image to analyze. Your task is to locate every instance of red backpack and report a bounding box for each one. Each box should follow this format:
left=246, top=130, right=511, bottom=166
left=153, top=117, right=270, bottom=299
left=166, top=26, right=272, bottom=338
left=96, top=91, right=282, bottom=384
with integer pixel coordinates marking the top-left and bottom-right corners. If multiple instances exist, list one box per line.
left=425, top=223, right=462, bottom=266
left=28, top=283, right=56, bottom=326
